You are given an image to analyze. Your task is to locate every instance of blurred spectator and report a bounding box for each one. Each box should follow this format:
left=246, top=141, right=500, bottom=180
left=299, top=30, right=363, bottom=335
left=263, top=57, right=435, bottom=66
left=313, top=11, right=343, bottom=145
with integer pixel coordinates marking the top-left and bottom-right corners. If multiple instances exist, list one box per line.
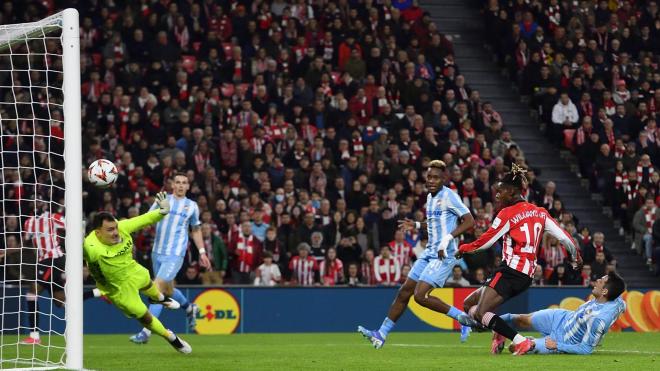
left=389, top=230, right=413, bottom=268
left=177, top=264, right=202, bottom=285
left=532, top=265, right=545, bottom=286
left=361, top=249, right=377, bottom=285
left=346, top=263, right=362, bottom=287
left=320, top=247, right=344, bottom=286
left=591, top=251, right=609, bottom=279
left=539, top=235, right=568, bottom=279
left=231, top=221, right=262, bottom=284
left=550, top=92, right=579, bottom=143
left=254, top=252, right=282, bottom=286
left=200, top=223, right=227, bottom=285
left=547, top=264, right=570, bottom=286
left=289, top=243, right=318, bottom=286
left=580, top=264, right=593, bottom=286
left=445, top=266, right=470, bottom=287
left=470, top=267, right=487, bottom=285
left=581, top=231, right=614, bottom=265
left=632, top=196, right=659, bottom=262
left=374, top=246, right=400, bottom=286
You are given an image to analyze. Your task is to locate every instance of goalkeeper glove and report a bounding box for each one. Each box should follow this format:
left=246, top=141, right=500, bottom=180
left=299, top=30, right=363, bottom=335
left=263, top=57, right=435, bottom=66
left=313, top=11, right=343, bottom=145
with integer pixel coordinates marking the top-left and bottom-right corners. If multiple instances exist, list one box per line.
left=155, top=192, right=170, bottom=215
left=438, top=234, right=454, bottom=254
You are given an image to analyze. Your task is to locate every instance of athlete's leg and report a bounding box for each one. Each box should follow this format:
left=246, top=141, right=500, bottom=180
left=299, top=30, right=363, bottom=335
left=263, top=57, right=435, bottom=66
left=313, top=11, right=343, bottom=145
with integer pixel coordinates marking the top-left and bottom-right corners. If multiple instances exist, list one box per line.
left=413, top=280, right=450, bottom=313
left=499, top=313, right=533, bottom=330
left=463, top=286, right=483, bottom=316
left=386, top=277, right=417, bottom=321
left=473, top=286, right=531, bottom=354
left=357, top=277, right=417, bottom=348
left=413, top=259, right=470, bottom=320
left=52, top=289, right=66, bottom=307
left=131, top=267, right=180, bottom=343
left=22, top=283, right=41, bottom=343
left=138, top=311, right=191, bottom=353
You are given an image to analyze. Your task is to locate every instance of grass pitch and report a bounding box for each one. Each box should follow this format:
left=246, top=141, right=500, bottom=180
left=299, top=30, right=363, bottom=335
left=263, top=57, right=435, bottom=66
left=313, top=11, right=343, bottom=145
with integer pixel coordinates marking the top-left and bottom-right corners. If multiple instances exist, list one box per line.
left=2, top=332, right=658, bottom=370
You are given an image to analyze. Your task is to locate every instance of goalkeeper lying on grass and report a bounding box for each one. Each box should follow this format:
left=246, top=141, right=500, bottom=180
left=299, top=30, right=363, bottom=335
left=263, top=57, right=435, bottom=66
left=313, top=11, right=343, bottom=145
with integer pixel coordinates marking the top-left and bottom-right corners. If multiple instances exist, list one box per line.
left=83, top=192, right=191, bottom=354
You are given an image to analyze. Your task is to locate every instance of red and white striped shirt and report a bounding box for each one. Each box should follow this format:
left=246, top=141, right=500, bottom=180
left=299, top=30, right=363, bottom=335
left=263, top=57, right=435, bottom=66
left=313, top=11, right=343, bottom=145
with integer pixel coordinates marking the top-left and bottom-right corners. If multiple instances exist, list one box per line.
left=236, top=234, right=258, bottom=273
left=539, top=245, right=568, bottom=269
left=388, top=240, right=413, bottom=268
left=24, top=212, right=65, bottom=261
left=373, top=256, right=400, bottom=285
left=320, top=258, right=344, bottom=285
left=459, top=201, right=578, bottom=277
left=361, top=261, right=376, bottom=285
left=289, top=255, right=318, bottom=286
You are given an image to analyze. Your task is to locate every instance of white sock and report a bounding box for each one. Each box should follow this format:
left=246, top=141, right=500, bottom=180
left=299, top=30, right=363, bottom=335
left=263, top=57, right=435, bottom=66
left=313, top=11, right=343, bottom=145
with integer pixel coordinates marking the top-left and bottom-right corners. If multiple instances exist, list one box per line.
left=166, top=330, right=176, bottom=342
left=512, top=334, right=526, bottom=345
left=157, top=293, right=165, bottom=301
left=143, top=328, right=152, bottom=336
left=29, top=331, right=40, bottom=340
left=92, top=288, right=102, bottom=298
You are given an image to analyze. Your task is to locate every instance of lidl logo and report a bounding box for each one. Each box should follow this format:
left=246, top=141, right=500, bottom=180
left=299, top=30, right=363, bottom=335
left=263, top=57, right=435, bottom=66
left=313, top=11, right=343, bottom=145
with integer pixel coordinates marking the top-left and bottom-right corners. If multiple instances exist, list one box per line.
left=193, top=289, right=240, bottom=334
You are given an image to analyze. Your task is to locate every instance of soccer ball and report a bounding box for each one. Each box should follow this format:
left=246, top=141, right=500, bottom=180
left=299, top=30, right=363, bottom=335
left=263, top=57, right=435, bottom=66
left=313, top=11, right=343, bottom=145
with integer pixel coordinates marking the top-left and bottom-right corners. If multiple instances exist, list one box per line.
left=88, top=159, right=119, bottom=188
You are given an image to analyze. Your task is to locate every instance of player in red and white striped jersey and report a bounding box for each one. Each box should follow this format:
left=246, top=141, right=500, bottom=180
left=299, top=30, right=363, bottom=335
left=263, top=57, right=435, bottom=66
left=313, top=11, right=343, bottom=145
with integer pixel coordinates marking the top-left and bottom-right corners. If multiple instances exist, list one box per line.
left=24, top=211, right=65, bottom=261
left=457, top=164, right=580, bottom=356
left=373, top=246, right=401, bottom=286
left=289, top=243, right=319, bottom=286
left=22, top=207, right=100, bottom=344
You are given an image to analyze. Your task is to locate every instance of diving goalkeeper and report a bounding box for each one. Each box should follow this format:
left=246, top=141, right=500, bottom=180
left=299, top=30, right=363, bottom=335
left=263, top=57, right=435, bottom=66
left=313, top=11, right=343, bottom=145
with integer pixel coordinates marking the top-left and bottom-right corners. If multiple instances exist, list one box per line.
left=83, top=192, right=191, bottom=354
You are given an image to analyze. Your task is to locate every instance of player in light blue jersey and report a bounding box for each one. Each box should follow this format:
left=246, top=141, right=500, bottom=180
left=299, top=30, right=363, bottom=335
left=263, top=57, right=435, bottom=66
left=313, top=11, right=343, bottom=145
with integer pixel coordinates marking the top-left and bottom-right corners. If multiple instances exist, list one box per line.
left=498, top=272, right=626, bottom=355
left=358, top=160, right=478, bottom=349
left=131, top=173, right=211, bottom=344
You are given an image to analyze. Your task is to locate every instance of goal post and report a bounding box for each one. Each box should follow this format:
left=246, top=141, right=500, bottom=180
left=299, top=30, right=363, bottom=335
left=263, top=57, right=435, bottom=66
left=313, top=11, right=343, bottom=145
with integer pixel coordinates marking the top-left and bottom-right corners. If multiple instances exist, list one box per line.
left=61, top=8, right=83, bottom=371
left=0, top=8, right=82, bottom=370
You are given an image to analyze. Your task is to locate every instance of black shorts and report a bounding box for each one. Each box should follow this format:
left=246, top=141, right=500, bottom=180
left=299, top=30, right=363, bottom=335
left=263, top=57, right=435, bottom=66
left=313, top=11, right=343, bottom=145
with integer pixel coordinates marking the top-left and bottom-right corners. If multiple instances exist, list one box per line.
left=37, top=256, right=66, bottom=293
left=484, top=264, right=532, bottom=301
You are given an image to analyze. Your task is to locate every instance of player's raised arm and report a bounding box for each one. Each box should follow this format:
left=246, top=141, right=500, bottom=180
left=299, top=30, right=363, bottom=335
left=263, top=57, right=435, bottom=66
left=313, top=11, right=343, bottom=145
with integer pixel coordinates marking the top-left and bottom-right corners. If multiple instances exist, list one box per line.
left=118, top=192, right=171, bottom=234
left=456, top=210, right=510, bottom=257
left=543, top=213, right=579, bottom=262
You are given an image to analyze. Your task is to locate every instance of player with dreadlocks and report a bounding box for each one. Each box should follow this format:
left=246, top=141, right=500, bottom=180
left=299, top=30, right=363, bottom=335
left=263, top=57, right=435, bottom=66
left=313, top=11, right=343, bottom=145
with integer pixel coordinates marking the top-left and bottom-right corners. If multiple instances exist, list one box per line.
left=456, top=164, right=581, bottom=355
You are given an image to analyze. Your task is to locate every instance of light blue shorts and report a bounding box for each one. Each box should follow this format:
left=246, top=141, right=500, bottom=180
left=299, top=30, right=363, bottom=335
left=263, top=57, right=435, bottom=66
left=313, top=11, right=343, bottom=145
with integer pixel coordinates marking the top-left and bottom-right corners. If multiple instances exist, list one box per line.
left=530, top=308, right=570, bottom=336
left=152, top=252, right=185, bottom=282
left=408, top=256, right=458, bottom=288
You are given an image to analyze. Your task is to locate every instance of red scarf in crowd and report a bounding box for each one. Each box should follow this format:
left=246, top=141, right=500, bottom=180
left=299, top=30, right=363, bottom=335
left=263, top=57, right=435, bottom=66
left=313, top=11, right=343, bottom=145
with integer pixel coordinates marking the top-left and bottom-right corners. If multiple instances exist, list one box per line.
left=575, top=125, right=591, bottom=145
left=637, top=163, right=654, bottom=183
left=645, top=206, right=657, bottom=233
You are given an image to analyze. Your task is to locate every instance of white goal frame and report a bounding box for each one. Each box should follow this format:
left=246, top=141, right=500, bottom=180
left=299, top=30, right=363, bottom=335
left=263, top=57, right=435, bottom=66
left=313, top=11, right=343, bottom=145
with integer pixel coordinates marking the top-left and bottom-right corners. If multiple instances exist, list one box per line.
left=0, top=8, right=82, bottom=370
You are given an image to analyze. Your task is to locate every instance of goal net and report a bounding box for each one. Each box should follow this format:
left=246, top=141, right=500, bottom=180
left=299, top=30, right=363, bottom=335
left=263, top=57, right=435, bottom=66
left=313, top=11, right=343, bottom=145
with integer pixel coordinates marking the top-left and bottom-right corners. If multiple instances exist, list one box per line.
left=0, top=9, right=82, bottom=370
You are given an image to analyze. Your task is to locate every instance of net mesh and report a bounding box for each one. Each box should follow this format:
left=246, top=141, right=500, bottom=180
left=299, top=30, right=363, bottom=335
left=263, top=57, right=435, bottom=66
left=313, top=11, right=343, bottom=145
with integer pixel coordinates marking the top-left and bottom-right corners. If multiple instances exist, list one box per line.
left=0, top=13, right=68, bottom=370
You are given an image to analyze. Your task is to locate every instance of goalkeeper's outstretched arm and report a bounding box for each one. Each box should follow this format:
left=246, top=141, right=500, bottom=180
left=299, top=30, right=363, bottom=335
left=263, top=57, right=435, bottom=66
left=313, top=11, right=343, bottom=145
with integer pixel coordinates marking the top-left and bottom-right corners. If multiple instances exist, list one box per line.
left=118, top=192, right=170, bottom=234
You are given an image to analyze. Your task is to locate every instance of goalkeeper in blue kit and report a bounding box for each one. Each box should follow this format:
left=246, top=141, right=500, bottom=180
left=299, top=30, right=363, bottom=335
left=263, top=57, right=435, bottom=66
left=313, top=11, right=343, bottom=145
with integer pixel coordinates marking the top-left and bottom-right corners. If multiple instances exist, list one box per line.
left=497, top=272, right=626, bottom=355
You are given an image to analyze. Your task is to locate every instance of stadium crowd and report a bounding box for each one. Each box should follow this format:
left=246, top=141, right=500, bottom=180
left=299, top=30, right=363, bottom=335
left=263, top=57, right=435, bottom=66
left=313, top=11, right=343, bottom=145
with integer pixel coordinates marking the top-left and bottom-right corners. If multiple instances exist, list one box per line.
left=0, top=0, right=641, bottom=287
left=483, top=0, right=659, bottom=276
